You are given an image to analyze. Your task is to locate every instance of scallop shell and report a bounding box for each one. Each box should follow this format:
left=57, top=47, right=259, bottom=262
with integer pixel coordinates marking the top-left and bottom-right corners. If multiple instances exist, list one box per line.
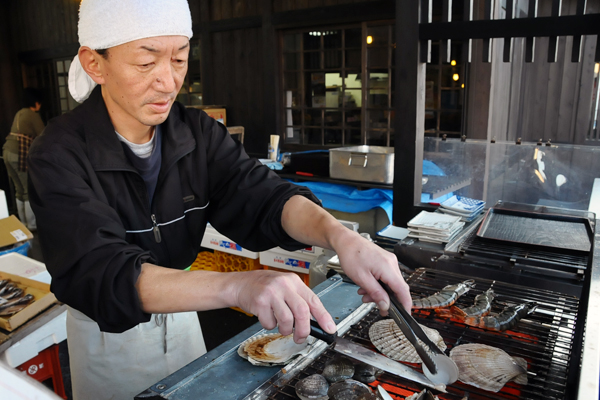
left=327, top=379, right=375, bottom=400
left=450, top=343, right=528, bottom=392
left=369, top=319, right=447, bottom=364
left=295, top=374, right=330, bottom=400
left=322, top=357, right=355, bottom=383
left=238, top=333, right=314, bottom=366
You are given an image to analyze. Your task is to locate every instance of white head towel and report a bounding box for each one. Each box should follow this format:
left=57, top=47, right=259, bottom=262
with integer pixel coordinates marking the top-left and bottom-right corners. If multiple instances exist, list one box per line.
left=68, top=0, right=193, bottom=103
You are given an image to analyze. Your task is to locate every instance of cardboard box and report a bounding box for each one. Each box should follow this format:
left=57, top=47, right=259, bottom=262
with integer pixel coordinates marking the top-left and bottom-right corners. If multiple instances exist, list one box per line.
left=0, top=215, right=33, bottom=249
left=0, top=271, right=57, bottom=331
left=259, top=247, right=317, bottom=275
left=201, top=224, right=259, bottom=259
left=187, top=105, right=227, bottom=126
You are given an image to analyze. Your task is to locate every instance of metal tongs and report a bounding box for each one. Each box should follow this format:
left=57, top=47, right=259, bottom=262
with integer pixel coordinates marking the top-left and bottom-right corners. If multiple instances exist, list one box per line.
left=378, top=280, right=459, bottom=385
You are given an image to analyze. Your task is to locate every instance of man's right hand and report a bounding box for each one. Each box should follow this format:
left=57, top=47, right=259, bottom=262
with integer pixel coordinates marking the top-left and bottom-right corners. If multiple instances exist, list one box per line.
left=232, top=270, right=336, bottom=344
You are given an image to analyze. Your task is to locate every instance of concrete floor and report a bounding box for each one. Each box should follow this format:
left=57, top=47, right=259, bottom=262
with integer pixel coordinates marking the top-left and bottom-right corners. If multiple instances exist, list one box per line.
left=27, top=234, right=258, bottom=399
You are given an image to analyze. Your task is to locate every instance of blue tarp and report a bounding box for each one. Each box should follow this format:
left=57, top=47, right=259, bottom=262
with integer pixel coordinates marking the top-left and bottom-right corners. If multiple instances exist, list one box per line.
left=288, top=180, right=395, bottom=221
left=286, top=160, right=449, bottom=220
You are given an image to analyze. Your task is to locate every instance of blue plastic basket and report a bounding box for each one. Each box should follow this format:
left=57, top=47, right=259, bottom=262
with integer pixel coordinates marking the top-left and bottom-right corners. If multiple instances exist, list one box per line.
left=0, top=241, right=31, bottom=257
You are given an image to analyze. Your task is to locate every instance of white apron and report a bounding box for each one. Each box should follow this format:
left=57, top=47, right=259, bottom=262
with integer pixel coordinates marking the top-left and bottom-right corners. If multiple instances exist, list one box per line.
left=66, top=306, right=207, bottom=400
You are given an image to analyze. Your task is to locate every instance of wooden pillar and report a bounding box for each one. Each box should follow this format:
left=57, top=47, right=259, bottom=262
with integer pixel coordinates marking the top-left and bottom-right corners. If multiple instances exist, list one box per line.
left=262, top=0, right=277, bottom=157
left=393, top=0, right=425, bottom=226
left=200, top=2, right=213, bottom=104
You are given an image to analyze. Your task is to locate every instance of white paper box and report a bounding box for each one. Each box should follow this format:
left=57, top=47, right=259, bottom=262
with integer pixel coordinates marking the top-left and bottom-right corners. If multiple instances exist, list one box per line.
left=259, top=247, right=316, bottom=274
left=201, top=224, right=259, bottom=259
left=0, top=311, right=67, bottom=367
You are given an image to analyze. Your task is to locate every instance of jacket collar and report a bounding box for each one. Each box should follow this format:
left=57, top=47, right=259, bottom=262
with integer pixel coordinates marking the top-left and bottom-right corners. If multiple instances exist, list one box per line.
left=82, top=86, right=196, bottom=171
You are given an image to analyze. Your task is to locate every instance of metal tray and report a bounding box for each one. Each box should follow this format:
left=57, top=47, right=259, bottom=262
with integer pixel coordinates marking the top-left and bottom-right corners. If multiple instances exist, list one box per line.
left=329, top=146, right=394, bottom=184
left=476, top=207, right=593, bottom=253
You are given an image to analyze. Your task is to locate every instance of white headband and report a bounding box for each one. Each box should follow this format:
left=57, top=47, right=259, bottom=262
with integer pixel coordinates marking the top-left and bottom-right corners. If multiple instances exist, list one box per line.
left=68, top=0, right=193, bottom=103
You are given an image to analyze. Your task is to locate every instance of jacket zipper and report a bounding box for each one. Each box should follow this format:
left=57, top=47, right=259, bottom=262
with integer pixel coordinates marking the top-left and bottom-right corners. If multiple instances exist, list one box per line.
left=149, top=147, right=194, bottom=244
left=151, top=214, right=162, bottom=243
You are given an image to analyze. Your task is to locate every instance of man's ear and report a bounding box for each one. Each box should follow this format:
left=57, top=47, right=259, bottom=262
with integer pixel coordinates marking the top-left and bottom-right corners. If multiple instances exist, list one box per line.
left=78, top=47, right=106, bottom=85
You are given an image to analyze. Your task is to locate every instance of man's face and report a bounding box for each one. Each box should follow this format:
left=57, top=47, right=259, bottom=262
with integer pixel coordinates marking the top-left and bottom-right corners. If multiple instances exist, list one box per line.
left=97, top=36, right=189, bottom=135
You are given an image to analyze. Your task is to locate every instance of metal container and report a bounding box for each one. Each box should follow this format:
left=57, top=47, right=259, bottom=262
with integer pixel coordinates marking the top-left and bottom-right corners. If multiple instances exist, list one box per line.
left=329, top=146, right=394, bottom=184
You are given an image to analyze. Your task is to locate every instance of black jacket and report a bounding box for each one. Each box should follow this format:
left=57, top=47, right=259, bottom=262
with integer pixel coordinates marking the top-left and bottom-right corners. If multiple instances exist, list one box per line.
left=28, top=87, right=317, bottom=333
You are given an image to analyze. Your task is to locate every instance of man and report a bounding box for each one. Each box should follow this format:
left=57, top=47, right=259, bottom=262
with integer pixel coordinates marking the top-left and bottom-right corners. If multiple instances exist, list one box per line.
left=28, top=1, right=411, bottom=399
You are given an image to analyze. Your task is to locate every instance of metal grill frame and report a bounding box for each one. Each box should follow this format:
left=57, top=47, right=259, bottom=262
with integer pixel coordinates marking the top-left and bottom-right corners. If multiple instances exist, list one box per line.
left=256, top=268, right=582, bottom=400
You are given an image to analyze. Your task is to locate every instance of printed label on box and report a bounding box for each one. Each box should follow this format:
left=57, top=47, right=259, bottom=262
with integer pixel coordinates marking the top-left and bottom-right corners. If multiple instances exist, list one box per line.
left=10, top=229, right=28, bottom=242
left=218, top=240, right=242, bottom=252
left=285, top=258, right=310, bottom=270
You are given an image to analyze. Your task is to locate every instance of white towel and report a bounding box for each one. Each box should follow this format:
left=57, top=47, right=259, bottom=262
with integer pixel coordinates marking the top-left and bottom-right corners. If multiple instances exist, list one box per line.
left=68, top=0, right=193, bottom=103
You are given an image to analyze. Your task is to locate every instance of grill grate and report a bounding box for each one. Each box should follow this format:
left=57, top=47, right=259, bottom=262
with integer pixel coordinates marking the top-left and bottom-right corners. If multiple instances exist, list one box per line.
left=459, top=231, right=589, bottom=273
left=261, top=268, right=579, bottom=400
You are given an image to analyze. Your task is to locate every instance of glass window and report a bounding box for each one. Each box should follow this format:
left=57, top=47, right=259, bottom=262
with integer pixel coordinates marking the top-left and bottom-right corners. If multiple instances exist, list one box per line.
left=280, top=24, right=396, bottom=147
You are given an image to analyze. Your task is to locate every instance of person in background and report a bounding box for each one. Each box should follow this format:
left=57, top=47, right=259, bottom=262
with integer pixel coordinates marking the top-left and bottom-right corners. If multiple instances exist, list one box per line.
left=3, top=87, right=43, bottom=231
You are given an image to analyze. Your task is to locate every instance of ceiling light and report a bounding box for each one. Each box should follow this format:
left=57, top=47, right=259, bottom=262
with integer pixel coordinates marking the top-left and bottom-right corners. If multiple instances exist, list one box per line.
left=366, top=35, right=373, bottom=44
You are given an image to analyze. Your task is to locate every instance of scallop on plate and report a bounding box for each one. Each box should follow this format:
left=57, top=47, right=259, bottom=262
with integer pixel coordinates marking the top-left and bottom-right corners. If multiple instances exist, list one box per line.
left=237, top=333, right=315, bottom=366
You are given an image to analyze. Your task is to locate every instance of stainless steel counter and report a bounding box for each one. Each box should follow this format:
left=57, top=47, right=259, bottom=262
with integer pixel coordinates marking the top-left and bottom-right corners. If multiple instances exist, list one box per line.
left=135, top=276, right=365, bottom=400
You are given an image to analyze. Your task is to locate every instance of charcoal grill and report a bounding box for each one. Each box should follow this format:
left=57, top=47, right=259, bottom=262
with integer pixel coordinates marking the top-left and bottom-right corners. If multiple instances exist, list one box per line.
left=137, top=204, right=599, bottom=400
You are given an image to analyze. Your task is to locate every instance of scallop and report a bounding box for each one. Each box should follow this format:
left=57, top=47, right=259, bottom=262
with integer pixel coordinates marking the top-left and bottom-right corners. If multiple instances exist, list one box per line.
left=237, top=333, right=314, bottom=366
left=369, top=319, right=447, bottom=364
left=450, top=343, right=528, bottom=392
left=328, top=379, right=375, bottom=400
left=295, top=374, right=330, bottom=400
left=352, top=363, right=383, bottom=384
left=322, top=357, right=355, bottom=383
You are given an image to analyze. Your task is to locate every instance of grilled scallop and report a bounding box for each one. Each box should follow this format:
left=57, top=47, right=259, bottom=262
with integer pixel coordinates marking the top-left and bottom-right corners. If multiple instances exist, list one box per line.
left=237, top=333, right=314, bottom=366
left=369, top=319, right=447, bottom=364
left=450, top=343, right=528, bottom=392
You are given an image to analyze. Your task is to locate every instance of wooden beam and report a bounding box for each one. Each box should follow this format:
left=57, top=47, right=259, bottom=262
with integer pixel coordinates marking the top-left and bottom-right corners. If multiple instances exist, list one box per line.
left=419, top=14, right=600, bottom=41
left=394, top=0, right=424, bottom=226
left=571, top=0, right=587, bottom=62
left=441, top=0, right=452, bottom=64
left=192, top=15, right=262, bottom=33
left=503, top=0, right=514, bottom=62
left=482, top=0, right=494, bottom=63
left=525, top=0, right=537, bottom=62
left=262, top=0, right=277, bottom=156
left=548, top=0, right=562, bottom=62
left=199, top=1, right=213, bottom=105
left=420, top=0, right=432, bottom=63
left=463, top=0, right=473, bottom=63
left=18, top=43, right=79, bottom=64
left=271, top=0, right=394, bottom=28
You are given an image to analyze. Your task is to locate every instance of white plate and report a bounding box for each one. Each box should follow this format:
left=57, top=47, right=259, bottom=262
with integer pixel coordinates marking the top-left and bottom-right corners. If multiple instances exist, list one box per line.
left=407, top=211, right=462, bottom=232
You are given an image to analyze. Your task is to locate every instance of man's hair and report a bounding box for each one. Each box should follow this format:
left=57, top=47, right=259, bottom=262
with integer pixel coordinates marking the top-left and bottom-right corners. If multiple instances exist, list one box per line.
left=95, top=48, right=109, bottom=60
left=22, top=88, right=43, bottom=109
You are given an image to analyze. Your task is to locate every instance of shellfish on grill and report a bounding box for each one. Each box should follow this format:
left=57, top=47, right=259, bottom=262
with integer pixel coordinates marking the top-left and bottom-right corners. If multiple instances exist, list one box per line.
left=237, top=333, right=314, bottom=366
left=369, top=319, right=447, bottom=364
left=322, top=357, right=355, bottom=383
left=352, top=363, right=383, bottom=384
left=405, top=389, right=439, bottom=400
left=449, top=343, right=528, bottom=392
left=327, top=379, right=375, bottom=400
left=295, top=374, right=329, bottom=400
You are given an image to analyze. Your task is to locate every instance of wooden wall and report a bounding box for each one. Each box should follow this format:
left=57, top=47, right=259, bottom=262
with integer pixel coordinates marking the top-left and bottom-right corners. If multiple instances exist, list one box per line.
left=1, top=0, right=597, bottom=156
left=0, top=1, right=21, bottom=139
left=7, top=0, right=78, bottom=54
left=486, top=0, right=599, bottom=145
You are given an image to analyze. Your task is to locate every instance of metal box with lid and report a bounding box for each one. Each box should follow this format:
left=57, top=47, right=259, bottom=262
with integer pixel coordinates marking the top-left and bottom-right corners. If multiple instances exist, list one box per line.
left=329, top=145, right=394, bottom=184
